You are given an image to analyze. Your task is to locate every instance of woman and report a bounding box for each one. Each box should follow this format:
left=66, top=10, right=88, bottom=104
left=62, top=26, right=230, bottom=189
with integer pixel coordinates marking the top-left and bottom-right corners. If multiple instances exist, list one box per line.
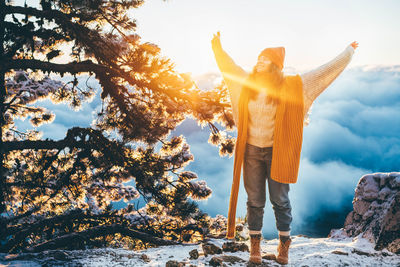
left=211, top=31, right=358, bottom=265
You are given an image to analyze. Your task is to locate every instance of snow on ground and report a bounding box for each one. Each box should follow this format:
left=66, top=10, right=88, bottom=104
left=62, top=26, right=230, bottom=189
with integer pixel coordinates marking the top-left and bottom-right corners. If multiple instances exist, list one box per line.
left=1, top=235, right=399, bottom=266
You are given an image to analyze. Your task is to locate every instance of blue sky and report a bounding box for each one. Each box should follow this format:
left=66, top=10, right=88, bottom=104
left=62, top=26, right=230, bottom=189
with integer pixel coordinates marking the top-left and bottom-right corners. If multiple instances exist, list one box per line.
left=12, top=0, right=400, bottom=238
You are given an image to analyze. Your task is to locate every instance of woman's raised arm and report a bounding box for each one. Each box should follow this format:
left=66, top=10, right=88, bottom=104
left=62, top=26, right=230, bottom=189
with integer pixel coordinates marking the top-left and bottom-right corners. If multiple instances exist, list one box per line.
left=301, top=41, right=358, bottom=112
left=211, top=31, right=246, bottom=82
left=211, top=32, right=247, bottom=117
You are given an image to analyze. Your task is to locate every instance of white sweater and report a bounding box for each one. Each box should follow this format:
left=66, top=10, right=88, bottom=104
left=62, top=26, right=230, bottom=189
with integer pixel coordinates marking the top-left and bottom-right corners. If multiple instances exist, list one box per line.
left=213, top=44, right=355, bottom=148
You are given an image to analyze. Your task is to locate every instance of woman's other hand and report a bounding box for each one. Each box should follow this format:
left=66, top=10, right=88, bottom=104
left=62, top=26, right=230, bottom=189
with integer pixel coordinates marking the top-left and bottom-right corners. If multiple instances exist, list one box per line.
left=211, top=31, right=222, bottom=50
left=350, top=41, right=359, bottom=50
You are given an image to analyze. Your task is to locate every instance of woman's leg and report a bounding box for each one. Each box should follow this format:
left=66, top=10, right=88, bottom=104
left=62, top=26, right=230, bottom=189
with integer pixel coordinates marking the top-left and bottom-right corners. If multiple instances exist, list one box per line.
left=265, top=149, right=293, bottom=264
left=243, top=143, right=268, bottom=234
left=267, top=175, right=292, bottom=234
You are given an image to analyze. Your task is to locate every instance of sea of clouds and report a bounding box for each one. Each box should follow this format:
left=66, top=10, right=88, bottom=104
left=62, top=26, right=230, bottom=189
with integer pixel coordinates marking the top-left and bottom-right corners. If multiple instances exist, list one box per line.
left=174, top=65, right=400, bottom=238
left=15, top=65, right=400, bottom=238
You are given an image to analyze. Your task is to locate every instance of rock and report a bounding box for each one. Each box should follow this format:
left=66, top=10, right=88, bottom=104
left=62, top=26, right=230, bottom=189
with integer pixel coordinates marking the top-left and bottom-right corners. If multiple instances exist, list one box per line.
left=217, top=255, right=245, bottom=263
left=165, top=260, right=185, bottom=267
left=353, top=200, right=371, bottom=215
left=341, top=173, right=400, bottom=253
left=331, top=250, right=349, bottom=255
left=387, top=238, right=400, bottom=254
left=202, top=242, right=222, bottom=256
left=378, top=187, right=392, bottom=200
left=222, top=241, right=249, bottom=252
left=344, top=211, right=354, bottom=226
left=296, top=234, right=310, bottom=238
left=362, top=209, right=374, bottom=220
left=247, top=261, right=264, bottom=267
left=38, top=250, right=69, bottom=261
left=140, top=253, right=150, bottom=262
left=189, top=249, right=199, bottom=259
left=379, top=174, right=389, bottom=187
left=209, top=256, right=225, bottom=266
left=209, top=255, right=245, bottom=266
left=262, top=253, right=276, bottom=260
left=352, top=249, right=376, bottom=256
left=4, top=253, right=36, bottom=261
left=354, top=175, right=374, bottom=199
left=362, top=226, right=378, bottom=243
left=369, top=200, right=381, bottom=212
left=235, top=223, right=244, bottom=232
left=359, top=175, right=380, bottom=201
left=362, top=200, right=381, bottom=220
left=52, top=251, right=69, bottom=261
left=374, top=173, right=389, bottom=180
left=389, top=175, right=400, bottom=189
left=328, top=228, right=348, bottom=239
left=375, top=191, right=400, bottom=252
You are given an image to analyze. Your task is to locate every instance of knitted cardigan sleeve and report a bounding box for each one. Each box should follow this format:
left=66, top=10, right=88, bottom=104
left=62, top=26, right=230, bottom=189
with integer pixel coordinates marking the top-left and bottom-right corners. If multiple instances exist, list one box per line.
left=212, top=45, right=247, bottom=112
left=300, top=45, right=355, bottom=114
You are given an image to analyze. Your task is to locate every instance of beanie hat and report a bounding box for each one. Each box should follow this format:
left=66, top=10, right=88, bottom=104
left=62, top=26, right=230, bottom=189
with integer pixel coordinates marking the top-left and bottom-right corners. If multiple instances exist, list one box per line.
left=258, top=47, right=285, bottom=70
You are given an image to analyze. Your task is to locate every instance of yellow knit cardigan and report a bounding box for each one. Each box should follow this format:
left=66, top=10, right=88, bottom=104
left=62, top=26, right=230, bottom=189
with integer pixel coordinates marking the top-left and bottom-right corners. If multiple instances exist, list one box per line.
left=226, top=74, right=305, bottom=239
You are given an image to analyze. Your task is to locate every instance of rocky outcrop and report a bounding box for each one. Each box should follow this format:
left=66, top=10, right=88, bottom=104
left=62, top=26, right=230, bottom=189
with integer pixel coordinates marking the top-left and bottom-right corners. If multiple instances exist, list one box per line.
left=330, top=172, right=400, bottom=254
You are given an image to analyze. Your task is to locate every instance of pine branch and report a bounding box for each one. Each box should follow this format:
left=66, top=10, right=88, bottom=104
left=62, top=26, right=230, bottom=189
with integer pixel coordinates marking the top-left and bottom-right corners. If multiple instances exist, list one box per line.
left=3, top=127, right=123, bottom=153
left=5, top=5, right=90, bottom=22
left=3, top=209, right=85, bottom=252
left=4, top=22, right=67, bottom=58
left=5, top=4, right=122, bottom=62
left=5, top=6, right=227, bottom=117
left=4, top=210, right=123, bottom=252
left=3, top=139, right=85, bottom=151
left=4, top=6, right=194, bottom=105
left=4, top=21, right=65, bottom=40
left=2, top=59, right=109, bottom=75
left=4, top=4, right=204, bottom=106
left=24, top=224, right=181, bottom=252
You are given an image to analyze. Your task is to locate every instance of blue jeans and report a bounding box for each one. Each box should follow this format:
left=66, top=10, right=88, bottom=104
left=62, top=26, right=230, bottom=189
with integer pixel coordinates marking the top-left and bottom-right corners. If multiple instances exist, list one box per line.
left=243, top=143, right=292, bottom=232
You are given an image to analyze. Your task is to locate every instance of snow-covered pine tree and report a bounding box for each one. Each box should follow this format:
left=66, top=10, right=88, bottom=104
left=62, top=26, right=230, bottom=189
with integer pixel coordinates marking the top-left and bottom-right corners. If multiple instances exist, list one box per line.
left=0, top=0, right=235, bottom=252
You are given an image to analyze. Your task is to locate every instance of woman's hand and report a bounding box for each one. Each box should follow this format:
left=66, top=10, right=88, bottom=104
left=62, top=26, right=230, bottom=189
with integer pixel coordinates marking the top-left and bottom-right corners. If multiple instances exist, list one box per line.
left=211, top=31, right=222, bottom=50
left=350, top=41, right=359, bottom=50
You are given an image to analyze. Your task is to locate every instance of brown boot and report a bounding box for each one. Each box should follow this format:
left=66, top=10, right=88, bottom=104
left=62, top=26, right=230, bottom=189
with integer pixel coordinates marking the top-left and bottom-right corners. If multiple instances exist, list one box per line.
left=276, top=236, right=291, bottom=265
left=249, top=234, right=262, bottom=264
